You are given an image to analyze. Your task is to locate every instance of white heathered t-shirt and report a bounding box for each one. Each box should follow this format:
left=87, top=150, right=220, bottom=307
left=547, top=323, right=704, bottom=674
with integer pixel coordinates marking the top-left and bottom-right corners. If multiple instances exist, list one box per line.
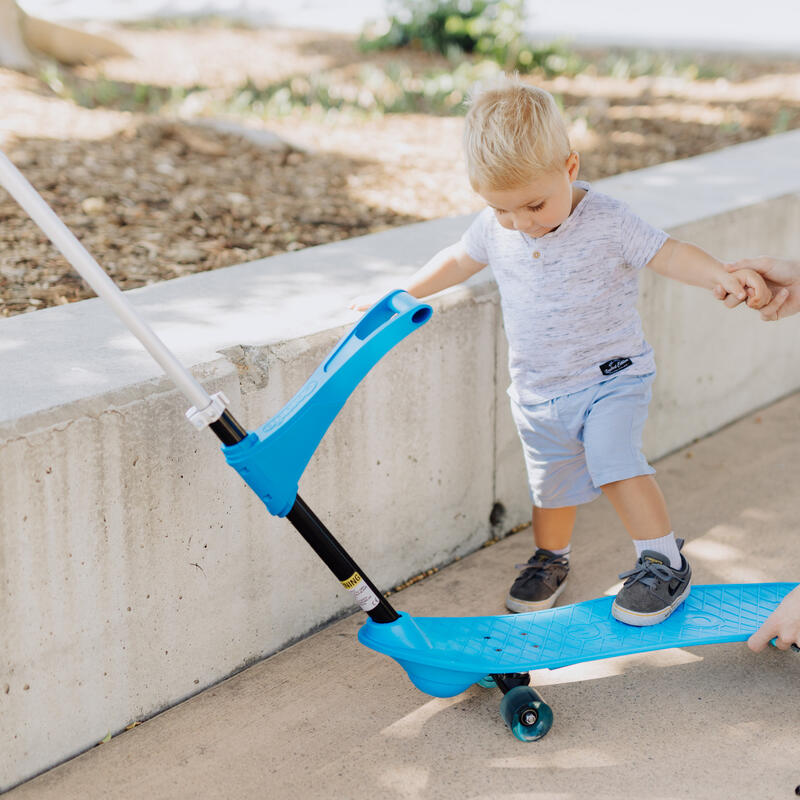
left=461, top=181, right=668, bottom=405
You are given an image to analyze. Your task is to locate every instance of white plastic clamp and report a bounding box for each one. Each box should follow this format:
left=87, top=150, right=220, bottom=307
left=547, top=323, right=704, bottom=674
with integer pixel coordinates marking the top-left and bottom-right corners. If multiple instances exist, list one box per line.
left=185, top=391, right=230, bottom=430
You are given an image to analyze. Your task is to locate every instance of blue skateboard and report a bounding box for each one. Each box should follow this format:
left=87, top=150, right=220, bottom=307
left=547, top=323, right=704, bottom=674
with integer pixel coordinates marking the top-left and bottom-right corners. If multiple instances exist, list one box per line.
left=359, top=582, right=797, bottom=740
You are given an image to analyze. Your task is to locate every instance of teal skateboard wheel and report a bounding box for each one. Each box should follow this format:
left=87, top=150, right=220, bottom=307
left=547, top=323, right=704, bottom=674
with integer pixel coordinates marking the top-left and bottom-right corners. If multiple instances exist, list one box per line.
left=499, top=685, right=553, bottom=742
left=769, top=637, right=800, bottom=652
left=477, top=675, right=496, bottom=688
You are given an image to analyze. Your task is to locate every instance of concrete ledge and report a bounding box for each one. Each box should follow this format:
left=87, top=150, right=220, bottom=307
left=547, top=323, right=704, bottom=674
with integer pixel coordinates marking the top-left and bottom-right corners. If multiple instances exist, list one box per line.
left=2, top=130, right=800, bottom=789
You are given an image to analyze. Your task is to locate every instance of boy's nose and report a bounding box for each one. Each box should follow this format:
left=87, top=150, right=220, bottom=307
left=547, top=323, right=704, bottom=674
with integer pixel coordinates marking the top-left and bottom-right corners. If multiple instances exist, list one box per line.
left=511, top=210, right=533, bottom=229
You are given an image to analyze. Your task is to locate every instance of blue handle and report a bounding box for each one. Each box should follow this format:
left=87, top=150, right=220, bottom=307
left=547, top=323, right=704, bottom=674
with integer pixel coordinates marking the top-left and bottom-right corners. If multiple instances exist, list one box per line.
left=223, top=290, right=433, bottom=516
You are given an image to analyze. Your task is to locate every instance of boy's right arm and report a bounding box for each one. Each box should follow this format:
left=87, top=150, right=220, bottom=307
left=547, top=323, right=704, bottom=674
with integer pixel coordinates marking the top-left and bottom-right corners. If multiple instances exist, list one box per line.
left=349, top=243, right=487, bottom=311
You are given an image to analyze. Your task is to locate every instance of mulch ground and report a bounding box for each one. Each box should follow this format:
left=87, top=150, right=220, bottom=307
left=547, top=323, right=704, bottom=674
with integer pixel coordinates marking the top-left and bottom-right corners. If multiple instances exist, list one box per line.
left=1, top=23, right=798, bottom=316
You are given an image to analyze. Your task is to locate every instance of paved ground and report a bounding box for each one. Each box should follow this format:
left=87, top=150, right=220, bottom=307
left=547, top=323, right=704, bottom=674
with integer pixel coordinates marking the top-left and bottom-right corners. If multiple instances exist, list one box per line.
left=8, top=391, right=800, bottom=799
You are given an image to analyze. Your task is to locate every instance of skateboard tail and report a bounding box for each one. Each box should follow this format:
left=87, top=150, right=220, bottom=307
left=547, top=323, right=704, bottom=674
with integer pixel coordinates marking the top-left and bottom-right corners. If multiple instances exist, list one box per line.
left=358, top=612, right=483, bottom=697
left=395, top=660, right=478, bottom=698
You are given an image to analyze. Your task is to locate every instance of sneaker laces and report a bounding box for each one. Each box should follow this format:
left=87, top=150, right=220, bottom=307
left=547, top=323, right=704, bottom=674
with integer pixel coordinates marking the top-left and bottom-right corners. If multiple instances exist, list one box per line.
left=514, top=551, right=568, bottom=576
left=618, top=557, right=674, bottom=588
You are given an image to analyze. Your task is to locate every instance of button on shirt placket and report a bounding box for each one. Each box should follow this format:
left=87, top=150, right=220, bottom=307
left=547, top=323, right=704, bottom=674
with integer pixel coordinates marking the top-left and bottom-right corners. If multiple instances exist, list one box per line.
left=521, top=233, right=543, bottom=263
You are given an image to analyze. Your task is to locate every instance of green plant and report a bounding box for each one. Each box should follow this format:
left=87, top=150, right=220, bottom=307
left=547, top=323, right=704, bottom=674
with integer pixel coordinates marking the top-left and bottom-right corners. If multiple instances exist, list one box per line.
left=592, top=49, right=734, bottom=81
left=223, top=60, right=502, bottom=118
left=771, top=108, right=793, bottom=135
left=38, top=65, right=198, bottom=112
left=360, top=0, right=573, bottom=74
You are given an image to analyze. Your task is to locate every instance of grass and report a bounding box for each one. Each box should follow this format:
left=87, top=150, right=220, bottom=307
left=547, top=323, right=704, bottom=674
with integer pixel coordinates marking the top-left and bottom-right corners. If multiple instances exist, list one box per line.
left=38, top=44, right=740, bottom=121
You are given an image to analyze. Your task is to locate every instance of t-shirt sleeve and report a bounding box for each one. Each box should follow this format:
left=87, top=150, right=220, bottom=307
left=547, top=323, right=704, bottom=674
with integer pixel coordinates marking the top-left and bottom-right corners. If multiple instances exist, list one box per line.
left=618, top=203, right=668, bottom=269
left=460, top=208, right=492, bottom=264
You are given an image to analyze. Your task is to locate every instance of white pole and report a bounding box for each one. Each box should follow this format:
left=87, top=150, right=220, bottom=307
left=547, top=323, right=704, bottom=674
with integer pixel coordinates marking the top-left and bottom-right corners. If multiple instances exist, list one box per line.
left=0, top=149, right=215, bottom=416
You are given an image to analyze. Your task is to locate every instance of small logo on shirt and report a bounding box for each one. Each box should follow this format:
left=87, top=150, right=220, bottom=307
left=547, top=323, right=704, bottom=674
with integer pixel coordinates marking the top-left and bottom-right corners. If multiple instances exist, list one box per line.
left=599, top=357, right=633, bottom=375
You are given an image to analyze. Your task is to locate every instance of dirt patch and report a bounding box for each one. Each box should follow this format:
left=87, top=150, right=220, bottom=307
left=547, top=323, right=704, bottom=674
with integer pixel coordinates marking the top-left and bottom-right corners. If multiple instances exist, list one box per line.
left=1, top=118, right=416, bottom=314
left=1, top=23, right=799, bottom=316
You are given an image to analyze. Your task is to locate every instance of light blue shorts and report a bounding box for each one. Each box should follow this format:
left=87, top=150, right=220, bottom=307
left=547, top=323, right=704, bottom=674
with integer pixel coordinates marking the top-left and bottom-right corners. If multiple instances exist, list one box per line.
left=510, top=372, right=656, bottom=508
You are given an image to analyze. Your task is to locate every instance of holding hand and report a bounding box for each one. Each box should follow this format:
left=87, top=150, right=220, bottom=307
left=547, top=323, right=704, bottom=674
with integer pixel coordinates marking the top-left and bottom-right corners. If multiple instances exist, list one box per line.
left=713, top=267, right=772, bottom=310
left=748, top=585, right=800, bottom=652
left=713, top=257, right=800, bottom=320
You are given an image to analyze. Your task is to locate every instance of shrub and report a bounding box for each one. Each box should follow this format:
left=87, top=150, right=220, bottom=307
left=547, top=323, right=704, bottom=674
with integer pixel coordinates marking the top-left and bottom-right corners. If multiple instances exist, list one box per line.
left=360, top=0, right=572, bottom=74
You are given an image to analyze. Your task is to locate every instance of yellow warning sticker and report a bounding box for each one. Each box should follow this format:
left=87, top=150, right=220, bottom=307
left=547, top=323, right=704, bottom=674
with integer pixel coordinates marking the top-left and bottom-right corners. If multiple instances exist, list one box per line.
left=341, top=572, right=380, bottom=611
left=341, top=572, right=362, bottom=590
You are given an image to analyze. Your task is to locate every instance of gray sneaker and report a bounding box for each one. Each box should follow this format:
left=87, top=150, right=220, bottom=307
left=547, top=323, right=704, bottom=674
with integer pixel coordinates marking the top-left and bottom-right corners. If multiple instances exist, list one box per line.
left=506, top=549, right=570, bottom=613
left=611, top=539, right=691, bottom=626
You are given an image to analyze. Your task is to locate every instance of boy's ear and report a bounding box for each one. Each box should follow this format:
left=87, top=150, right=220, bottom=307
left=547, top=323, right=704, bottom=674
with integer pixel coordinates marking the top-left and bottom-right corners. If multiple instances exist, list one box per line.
left=566, top=151, right=580, bottom=180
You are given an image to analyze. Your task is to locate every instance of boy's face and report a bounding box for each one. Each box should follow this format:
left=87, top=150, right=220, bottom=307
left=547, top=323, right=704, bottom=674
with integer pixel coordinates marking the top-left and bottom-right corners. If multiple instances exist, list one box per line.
left=480, top=152, right=580, bottom=238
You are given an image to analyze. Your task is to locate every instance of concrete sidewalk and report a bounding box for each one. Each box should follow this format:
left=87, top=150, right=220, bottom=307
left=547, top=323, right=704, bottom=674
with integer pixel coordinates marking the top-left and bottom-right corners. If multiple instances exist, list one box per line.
left=8, top=392, right=800, bottom=799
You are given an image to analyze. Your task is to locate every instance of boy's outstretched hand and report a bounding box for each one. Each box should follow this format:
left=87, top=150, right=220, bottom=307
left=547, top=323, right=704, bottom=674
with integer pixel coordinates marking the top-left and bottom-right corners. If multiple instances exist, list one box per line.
left=348, top=295, right=376, bottom=312
left=712, top=267, right=772, bottom=310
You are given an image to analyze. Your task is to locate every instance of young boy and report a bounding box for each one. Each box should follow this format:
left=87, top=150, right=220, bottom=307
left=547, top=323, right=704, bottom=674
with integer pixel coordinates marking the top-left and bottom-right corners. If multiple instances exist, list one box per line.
left=351, top=75, right=771, bottom=626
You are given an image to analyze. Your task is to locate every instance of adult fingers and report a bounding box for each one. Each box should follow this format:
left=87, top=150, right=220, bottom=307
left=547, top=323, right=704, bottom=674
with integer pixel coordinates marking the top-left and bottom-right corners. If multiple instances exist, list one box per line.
left=747, top=623, right=774, bottom=652
left=759, top=288, right=790, bottom=321
left=725, top=257, right=768, bottom=273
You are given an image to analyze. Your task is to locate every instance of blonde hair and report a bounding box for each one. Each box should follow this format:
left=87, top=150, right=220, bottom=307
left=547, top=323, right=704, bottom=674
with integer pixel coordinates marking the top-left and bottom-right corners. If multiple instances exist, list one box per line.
left=463, top=74, right=571, bottom=191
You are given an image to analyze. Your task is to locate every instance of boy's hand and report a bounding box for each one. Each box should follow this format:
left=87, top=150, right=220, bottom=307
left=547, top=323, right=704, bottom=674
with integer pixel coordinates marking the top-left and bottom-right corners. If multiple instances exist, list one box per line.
left=348, top=295, right=376, bottom=312
left=712, top=267, right=772, bottom=310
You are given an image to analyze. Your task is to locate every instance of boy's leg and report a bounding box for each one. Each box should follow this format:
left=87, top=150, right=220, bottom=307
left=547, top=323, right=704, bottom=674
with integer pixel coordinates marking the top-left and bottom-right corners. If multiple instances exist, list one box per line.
left=507, top=392, right=600, bottom=613
left=600, top=475, right=681, bottom=566
left=506, top=504, right=575, bottom=613
left=532, top=504, right=576, bottom=552
left=583, top=373, right=691, bottom=625
left=600, top=474, right=690, bottom=625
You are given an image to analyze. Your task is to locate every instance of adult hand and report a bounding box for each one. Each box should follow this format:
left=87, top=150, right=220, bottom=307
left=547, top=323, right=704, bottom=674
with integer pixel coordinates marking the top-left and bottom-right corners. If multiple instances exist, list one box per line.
left=713, top=257, right=800, bottom=320
left=748, top=584, right=800, bottom=652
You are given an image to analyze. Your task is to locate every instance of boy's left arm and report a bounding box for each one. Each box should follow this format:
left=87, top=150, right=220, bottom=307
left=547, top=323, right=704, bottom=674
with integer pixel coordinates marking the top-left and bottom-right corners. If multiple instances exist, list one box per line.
left=647, top=238, right=771, bottom=308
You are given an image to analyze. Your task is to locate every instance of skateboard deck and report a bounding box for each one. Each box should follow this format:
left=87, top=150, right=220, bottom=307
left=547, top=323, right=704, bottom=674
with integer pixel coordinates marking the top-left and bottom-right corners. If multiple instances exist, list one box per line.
left=359, top=582, right=797, bottom=698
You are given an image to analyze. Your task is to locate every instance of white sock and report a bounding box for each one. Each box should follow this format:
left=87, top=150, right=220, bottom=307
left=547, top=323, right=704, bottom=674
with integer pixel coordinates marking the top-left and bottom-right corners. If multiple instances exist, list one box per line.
left=633, top=532, right=681, bottom=569
left=548, top=545, right=571, bottom=560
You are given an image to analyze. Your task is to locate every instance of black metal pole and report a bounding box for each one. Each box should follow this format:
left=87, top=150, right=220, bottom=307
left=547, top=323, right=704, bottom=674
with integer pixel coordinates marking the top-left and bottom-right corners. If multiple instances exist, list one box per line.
left=286, top=496, right=400, bottom=623
left=209, top=410, right=399, bottom=624
left=210, top=411, right=249, bottom=446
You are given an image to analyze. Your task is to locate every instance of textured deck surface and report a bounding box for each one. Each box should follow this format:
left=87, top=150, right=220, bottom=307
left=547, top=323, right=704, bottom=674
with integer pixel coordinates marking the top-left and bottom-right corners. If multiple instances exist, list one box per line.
left=360, top=583, right=797, bottom=673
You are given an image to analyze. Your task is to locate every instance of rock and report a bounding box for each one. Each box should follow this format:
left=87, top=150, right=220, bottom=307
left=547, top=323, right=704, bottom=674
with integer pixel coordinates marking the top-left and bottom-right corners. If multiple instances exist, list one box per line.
left=168, top=243, right=205, bottom=264
left=81, top=197, right=106, bottom=215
